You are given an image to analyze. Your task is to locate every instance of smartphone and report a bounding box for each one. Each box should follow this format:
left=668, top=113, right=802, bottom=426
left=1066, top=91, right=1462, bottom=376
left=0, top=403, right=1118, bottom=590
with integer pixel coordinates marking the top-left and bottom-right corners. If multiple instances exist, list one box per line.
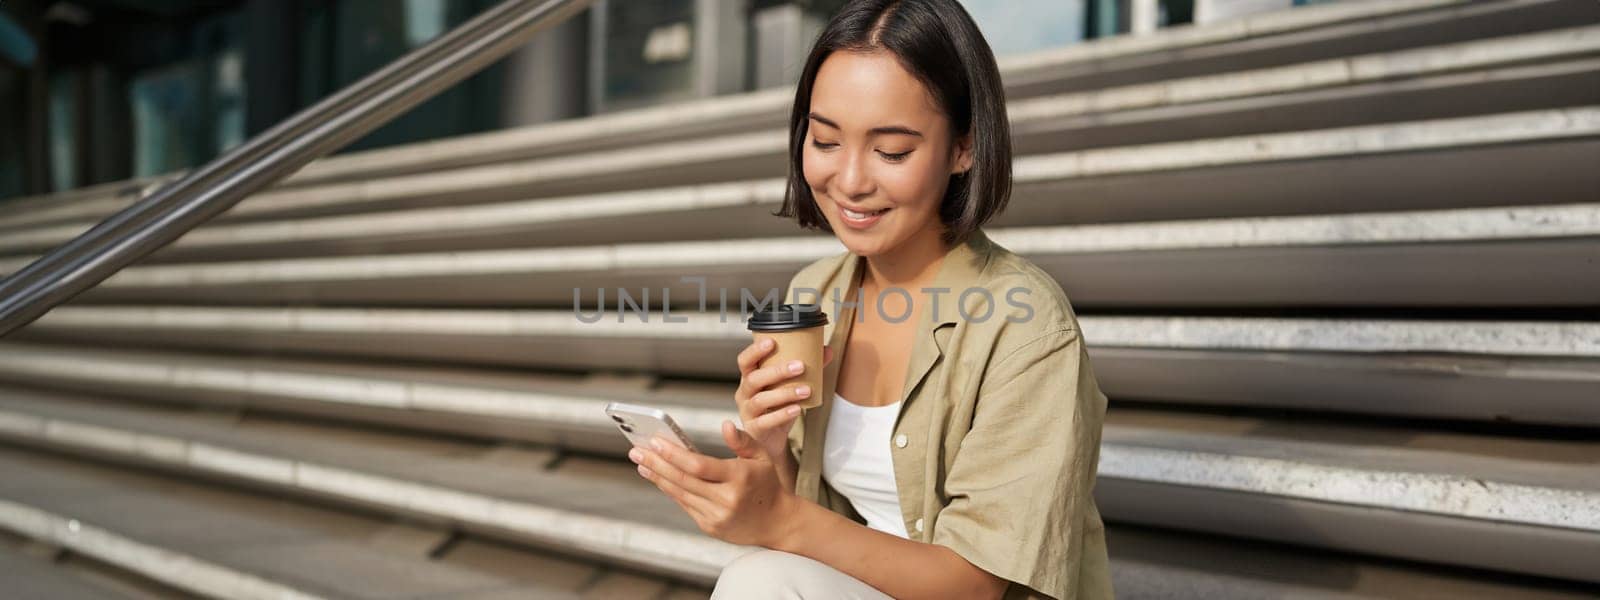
left=605, top=402, right=700, bottom=454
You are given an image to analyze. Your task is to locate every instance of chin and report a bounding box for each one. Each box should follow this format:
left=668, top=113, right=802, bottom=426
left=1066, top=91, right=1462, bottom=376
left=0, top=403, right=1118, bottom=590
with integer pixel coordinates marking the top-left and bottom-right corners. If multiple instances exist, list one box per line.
left=835, top=229, right=891, bottom=257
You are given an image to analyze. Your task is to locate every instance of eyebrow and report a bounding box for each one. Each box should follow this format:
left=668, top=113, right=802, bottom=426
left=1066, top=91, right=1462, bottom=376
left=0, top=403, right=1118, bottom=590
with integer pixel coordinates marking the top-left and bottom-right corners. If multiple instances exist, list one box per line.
left=809, top=112, right=924, bottom=138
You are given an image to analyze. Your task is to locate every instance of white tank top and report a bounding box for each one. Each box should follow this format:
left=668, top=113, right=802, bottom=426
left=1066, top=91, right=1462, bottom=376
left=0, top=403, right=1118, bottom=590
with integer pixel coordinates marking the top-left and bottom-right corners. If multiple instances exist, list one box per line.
left=822, top=392, right=910, bottom=539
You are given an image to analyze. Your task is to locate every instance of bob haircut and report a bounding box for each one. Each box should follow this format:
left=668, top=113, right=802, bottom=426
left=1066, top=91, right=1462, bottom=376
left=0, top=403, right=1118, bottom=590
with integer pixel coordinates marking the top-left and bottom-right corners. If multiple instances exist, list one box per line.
left=774, top=0, right=1012, bottom=249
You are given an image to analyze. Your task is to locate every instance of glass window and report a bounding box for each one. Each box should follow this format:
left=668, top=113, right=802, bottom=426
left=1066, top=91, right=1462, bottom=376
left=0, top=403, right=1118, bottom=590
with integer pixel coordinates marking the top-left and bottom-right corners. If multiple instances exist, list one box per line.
left=0, top=67, right=23, bottom=199
left=404, top=0, right=451, bottom=46
left=600, top=0, right=696, bottom=111
left=1161, top=0, right=1195, bottom=27
left=131, top=60, right=204, bottom=178
left=48, top=70, right=79, bottom=191
left=318, top=0, right=504, bottom=153
left=128, top=10, right=244, bottom=179
left=959, top=0, right=1086, bottom=55
left=215, top=48, right=247, bottom=155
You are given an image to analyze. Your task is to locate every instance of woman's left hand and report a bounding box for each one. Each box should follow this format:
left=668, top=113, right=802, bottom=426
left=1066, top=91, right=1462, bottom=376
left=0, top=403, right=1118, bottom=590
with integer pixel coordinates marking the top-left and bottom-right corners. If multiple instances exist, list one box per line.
left=629, top=420, right=796, bottom=548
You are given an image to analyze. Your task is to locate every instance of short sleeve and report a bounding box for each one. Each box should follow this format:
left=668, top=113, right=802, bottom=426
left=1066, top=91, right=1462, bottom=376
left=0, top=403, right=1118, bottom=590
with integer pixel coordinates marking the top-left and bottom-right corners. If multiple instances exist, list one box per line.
left=930, top=327, right=1108, bottom=600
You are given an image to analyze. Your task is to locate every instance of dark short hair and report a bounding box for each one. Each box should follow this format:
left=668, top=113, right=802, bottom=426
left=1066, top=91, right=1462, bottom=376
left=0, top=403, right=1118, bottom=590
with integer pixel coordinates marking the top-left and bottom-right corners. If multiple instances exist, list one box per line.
left=774, top=0, right=1012, bottom=249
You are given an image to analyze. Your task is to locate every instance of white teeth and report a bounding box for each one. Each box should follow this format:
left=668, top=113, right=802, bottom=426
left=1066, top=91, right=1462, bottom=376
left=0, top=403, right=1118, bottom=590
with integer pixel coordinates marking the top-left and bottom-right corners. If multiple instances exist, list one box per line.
left=844, top=208, right=887, bottom=219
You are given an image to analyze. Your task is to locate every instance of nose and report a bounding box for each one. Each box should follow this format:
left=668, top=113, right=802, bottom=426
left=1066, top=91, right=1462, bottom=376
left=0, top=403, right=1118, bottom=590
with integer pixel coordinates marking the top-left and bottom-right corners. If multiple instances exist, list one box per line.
left=835, top=148, right=874, bottom=200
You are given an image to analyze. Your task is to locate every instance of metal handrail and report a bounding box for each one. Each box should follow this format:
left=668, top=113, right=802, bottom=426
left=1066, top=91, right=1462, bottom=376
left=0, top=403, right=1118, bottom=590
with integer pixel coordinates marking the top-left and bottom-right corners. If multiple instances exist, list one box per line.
left=0, top=0, right=593, bottom=336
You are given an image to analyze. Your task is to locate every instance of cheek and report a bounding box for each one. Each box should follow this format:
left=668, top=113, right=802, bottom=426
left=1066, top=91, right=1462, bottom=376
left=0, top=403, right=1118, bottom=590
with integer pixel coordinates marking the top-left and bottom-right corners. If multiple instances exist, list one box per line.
left=882, top=165, right=941, bottom=211
left=801, top=150, right=831, bottom=200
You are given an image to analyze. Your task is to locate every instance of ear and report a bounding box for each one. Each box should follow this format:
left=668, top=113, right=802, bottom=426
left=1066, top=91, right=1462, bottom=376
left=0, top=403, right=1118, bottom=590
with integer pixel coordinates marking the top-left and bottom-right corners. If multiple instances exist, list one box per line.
left=951, top=132, right=974, bottom=176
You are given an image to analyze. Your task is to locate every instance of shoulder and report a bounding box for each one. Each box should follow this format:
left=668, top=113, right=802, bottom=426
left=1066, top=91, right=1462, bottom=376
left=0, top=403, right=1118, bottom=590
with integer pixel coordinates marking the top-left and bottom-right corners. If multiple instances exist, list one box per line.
left=966, top=244, right=1083, bottom=364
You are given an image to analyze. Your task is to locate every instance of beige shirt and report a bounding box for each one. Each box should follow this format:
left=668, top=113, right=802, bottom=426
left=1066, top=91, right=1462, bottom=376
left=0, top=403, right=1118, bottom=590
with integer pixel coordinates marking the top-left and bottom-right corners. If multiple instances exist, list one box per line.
left=785, top=228, right=1114, bottom=600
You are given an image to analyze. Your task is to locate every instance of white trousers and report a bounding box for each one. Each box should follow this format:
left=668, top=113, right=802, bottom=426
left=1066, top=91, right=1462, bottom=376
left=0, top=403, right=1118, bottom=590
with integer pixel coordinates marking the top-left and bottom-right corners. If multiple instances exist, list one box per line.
left=710, top=549, right=896, bottom=599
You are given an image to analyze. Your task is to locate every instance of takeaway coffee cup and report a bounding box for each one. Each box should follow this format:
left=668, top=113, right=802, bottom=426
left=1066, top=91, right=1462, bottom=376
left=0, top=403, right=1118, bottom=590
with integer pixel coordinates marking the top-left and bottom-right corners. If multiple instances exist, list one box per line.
left=747, top=303, right=830, bottom=410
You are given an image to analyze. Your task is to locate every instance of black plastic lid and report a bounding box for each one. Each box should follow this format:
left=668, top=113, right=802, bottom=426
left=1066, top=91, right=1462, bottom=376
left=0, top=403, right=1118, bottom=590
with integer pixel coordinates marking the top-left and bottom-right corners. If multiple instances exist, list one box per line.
left=747, top=303, right=829, bottom=331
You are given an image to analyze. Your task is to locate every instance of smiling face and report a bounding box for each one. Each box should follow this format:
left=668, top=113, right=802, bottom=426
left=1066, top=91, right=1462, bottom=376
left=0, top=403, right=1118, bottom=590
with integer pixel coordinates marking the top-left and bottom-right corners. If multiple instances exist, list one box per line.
left=803, top=49, right=973, bottom=258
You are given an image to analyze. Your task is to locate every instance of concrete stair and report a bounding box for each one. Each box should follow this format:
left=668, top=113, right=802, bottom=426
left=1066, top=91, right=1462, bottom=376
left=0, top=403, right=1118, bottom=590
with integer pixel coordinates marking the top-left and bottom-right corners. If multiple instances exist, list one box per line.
left=0, top=532, right=178, bottom=600
left=0, top=385, right=1596, bottom=596
left=4, top=314, right=1597, bottom=426
left=2, top=201, right=1594, bottom=307
left=0, top=442, right=707, bottom=599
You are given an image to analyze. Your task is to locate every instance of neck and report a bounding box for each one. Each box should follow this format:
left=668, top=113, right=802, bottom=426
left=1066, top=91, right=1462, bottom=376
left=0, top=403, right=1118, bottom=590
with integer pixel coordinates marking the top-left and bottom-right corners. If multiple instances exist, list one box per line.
left=861, top=227, right=951, bottom=292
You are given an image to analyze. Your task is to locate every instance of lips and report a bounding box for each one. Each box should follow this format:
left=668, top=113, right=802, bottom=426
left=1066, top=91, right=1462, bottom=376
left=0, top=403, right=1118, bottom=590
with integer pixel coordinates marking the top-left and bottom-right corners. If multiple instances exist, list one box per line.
left=842, top=206, right=888, bottom=219
left=838, top=204, right=890, bottom=228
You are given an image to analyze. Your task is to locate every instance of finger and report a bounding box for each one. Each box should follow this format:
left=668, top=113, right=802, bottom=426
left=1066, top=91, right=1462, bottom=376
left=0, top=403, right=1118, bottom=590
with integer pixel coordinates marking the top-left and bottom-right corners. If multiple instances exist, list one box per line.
left=637, top=463, right=721, bottom=522
left=722, top=420, right=769, bottom=460
left=640, top=439, right=731, bottom=486
left=750, top=384, right=810, bottom=414
left=735, top=341, right=780, bottom=400
left=749, top=360, right=806, bottom=391
left=633, top=447, right=716, bottom=499
left=737, top=338, right=776, bottom=375
left=750, top=404, right=803, bottom=437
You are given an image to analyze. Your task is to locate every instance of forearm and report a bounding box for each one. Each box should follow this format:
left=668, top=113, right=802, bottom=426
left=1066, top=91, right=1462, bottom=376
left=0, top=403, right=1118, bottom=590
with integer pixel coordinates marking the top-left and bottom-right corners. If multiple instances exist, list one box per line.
left=771, top=498, right=1002, bottom=600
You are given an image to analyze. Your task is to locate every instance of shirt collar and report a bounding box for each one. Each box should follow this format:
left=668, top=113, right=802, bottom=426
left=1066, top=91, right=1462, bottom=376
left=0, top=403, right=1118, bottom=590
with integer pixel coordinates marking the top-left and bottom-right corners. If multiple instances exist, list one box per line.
left=797, top=229, right=999, bottom=503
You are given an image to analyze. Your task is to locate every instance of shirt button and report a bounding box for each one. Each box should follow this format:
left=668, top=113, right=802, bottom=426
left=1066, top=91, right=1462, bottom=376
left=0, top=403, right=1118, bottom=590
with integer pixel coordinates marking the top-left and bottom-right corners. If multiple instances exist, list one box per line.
left=894, top=434, right=908, bottom=448
left=914, top=518, right=924, bottom=532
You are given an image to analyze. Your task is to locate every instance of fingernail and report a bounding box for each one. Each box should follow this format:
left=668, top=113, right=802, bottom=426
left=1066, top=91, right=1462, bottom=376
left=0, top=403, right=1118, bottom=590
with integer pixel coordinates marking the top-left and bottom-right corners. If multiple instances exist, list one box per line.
left=649, top=438, right=663, bottom=452
left=796, top=385, right=810, bottom=398
left=788, top=360, right=804, bottom=374
left=637, top=465, right=650, bottom=478
left=788, top=405, right=801, bottom=416
left=762, top=338, right=774, bottom=349
left=627, top=448, right=642, bottom=463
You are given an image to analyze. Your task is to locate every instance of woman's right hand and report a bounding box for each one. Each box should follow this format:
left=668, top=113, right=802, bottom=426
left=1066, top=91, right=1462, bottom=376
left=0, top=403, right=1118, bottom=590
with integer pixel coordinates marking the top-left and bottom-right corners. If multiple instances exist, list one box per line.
left=734, top=338, right=834, bottom=462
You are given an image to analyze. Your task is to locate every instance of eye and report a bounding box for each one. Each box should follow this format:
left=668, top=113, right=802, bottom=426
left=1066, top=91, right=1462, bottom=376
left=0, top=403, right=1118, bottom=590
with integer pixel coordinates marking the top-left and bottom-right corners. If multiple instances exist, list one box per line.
left=879, top=150, right=911, bottom=163
left=811, top=139, right=839, bottom=151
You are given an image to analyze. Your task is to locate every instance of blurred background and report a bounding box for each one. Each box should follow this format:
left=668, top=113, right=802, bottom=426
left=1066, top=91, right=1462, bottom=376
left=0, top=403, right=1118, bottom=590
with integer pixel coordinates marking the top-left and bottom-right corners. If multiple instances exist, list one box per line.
left=0, top=0, right=1597, bottom=598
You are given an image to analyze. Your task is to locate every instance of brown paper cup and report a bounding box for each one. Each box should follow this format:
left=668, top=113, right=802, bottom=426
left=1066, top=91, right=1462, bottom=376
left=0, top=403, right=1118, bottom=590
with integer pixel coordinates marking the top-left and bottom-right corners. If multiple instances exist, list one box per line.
left=747, top=303, right=830, bottom=410
left=751, top=327, right=827, bottom=409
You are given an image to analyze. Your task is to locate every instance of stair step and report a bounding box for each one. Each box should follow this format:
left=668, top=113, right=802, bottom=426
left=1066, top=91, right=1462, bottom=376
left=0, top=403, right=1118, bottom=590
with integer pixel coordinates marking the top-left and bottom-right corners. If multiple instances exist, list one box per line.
left=15, top=315, right=1600, bottom=428
left=0, top=534, right=166, bottom=600
left=3, top=104, right=1593, bottom=243
left=0, top=342, right=738, bottom=454
left=5, top=313, right=1598, bottom=427
left=0, top=444, right=709, bottom=599
left=0, top=387, right=744, bottom=583
left=1, top=462, right=336, bottom=600
left=1098, top=407, right=1600, bottom=576
left=998, top=0, right=1586, bottom=97
left=1103, top=524, right=1595, bottom=600
left=0, top=385, right=1592, bottom=583
left=11, top=438, right=1587, bottom=600
left=1, top=202, right=1591, bottom=308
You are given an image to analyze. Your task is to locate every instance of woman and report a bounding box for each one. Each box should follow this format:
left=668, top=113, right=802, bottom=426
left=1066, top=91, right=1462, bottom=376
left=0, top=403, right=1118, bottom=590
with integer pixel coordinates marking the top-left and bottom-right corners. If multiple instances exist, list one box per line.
left=626, top=1, right=1113, bottom=598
